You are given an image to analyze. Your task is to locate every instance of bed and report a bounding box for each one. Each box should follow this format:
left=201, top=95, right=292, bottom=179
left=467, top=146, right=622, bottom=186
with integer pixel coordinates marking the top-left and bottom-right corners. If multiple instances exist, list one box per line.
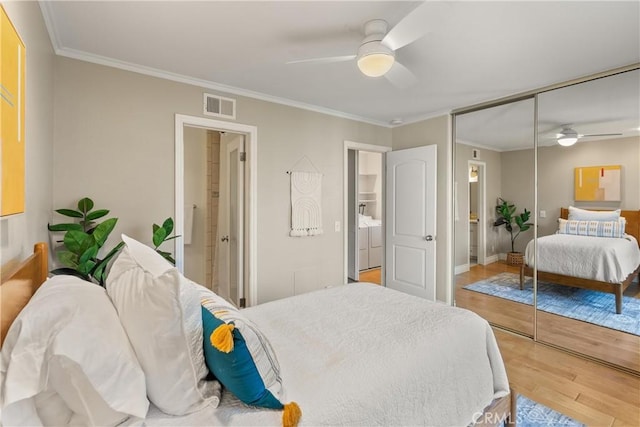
left=520, top=208, right=640, bottom=314
left=1, top=242, right=515, bottom=426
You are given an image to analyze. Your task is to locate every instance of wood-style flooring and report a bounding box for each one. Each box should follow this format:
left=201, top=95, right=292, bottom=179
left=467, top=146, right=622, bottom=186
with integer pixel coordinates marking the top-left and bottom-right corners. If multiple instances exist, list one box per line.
left=456, top=261, right=640, bottom=372
left=496, top=329, right=639, bottom=426
left=358, top=268, right=381, bottom=284
left=462, top=262, right=639, bottom=425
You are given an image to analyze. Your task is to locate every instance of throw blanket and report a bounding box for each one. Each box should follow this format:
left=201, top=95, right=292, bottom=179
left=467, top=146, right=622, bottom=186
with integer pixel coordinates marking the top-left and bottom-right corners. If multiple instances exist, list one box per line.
left=290, top=171, right=323, bottom=237
left=525, top=234, right=640, bottom=283
left=144, top=284, right=509, bottom=426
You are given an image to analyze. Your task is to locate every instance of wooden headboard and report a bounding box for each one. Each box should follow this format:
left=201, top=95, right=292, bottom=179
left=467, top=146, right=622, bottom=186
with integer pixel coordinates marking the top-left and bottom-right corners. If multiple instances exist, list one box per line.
left=559, top=208, right=640, bottom=246
left=1, top=242, right=48, bottom=345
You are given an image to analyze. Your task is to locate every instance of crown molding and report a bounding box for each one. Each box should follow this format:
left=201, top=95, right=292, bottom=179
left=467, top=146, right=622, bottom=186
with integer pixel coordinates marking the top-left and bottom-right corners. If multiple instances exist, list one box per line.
left=38, top=2, right=389, bottom=128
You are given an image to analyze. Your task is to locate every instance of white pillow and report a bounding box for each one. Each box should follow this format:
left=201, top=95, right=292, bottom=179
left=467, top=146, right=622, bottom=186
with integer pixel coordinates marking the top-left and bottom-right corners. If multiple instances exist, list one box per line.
left=105, top=234, right=221, bottom=415
left=568, top=206, right=621, bottom=221
left=0, top=275, right=148, bottom=426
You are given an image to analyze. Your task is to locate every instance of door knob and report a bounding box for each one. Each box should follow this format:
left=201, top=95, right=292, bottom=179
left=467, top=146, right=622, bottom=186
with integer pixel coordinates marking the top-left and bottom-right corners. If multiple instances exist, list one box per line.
left=221, top=236, right=229, bottom=242
left=425, top=235, right=433, bottom=241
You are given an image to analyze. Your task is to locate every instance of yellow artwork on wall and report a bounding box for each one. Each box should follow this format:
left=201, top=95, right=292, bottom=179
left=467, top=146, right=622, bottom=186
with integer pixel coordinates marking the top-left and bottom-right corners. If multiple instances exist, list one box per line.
left=574, top=165, right=621, bottom=202
left=1, top=5, right=26, bottom=216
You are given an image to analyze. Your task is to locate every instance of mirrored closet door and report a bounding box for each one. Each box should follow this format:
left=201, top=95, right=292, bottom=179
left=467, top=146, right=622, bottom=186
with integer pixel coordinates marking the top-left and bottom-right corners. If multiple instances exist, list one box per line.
left=453, top=98, right=536, bottom=337
left=535, top=69, right=640, bottom=373
left=453, top=66, right=640, bottom=374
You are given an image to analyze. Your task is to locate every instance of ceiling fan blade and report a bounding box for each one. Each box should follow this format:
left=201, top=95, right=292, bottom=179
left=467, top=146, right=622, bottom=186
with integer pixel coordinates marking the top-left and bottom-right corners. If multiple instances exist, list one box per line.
left=286, top=55, right=356, bottom=65
left=580, top=133, right=623, bottom=137
left=382, top=1, right=449, bottom=51
left=384, top=61, right=418, bottom=89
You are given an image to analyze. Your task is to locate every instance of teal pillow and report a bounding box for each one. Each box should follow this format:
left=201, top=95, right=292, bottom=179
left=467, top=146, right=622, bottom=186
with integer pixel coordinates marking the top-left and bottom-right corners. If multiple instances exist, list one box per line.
left=201, top=306, right=282, bottom=408
left=200, top=295, right=301, bottom=426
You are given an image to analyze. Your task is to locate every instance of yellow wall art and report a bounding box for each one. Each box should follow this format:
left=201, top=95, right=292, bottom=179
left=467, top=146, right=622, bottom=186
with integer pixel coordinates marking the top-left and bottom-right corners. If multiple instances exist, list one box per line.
left=574, top=165, right=621, bottom=202
left=1, top=5, right=26, bottom=216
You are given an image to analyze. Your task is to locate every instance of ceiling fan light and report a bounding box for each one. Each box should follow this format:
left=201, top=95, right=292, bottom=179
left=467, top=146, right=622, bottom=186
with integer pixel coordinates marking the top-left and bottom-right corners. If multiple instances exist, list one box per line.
left=357, top=41, right=395, bottom=77
left=557, top=136, right=578, bottom=146
left=357, top=53, right=395, bottom=77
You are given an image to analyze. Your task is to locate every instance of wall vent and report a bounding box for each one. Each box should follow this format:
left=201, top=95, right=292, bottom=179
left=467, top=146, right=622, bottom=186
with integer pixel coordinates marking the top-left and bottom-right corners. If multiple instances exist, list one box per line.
left=203, top=93, right=236, bottom=119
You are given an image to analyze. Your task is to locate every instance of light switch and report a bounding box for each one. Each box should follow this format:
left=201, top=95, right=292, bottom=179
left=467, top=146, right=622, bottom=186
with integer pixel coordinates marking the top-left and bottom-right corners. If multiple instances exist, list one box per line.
left=540, top=210, right=546, bottom=218
left=335, top=221, right=341, bottom=232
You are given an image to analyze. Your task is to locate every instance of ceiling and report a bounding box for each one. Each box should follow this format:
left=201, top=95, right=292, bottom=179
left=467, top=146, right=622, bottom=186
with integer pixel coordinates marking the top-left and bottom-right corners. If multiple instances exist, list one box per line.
left=456, top=68, right=640, bottom=151
left=40, top=1, right=640, bottom=129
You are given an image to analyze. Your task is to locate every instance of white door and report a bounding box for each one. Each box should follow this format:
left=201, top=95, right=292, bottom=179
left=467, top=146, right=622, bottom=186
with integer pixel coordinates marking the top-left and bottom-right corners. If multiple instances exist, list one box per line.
left=385, top=145, right=437, bottom=300
left=218, top=134, right=245, bottom=306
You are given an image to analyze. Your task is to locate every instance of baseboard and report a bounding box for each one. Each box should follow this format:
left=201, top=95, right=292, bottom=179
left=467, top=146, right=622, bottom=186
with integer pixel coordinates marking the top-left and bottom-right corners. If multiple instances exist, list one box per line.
left=455, top=264, right=470, bottom=275
left=483, top=254, right=499, bottom=265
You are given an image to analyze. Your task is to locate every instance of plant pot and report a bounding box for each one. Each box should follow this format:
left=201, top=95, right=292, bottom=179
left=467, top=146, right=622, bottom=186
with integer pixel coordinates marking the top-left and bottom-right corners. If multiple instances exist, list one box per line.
left=506, top=252, right=524, bottom=266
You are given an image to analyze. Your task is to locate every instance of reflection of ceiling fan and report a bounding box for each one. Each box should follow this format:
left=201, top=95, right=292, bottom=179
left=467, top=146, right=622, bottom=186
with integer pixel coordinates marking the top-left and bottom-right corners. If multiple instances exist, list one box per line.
left=555, top=124, right=622, bottom=146
left=287, top=2, right=443, bottom=88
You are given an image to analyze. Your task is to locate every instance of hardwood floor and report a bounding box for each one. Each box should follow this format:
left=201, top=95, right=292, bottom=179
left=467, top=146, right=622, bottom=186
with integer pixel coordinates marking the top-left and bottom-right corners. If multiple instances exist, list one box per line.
left=496, top=329, right=640, bottom=426
left=456, top=261, right=640, bottom=372
left=358, top=268, right=381, bottom=284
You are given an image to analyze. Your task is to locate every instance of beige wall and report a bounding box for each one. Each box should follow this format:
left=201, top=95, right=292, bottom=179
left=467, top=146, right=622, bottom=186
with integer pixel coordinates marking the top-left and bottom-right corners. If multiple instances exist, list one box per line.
left=0, top=2, right=54, bottom=269
left=392, top=115, right=452, bottom=303
left=52, top=57, right=392, bottom=303
left=503, top=136, right=640, bottom=240
left=538, top=136, right=640, bottom=217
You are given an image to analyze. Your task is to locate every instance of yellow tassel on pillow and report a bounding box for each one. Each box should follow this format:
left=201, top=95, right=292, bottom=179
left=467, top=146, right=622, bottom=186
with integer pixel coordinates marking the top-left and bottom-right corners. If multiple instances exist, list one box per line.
left=282, top=401, right=302, bottom=427
left=210, top=323, right=235, bottom=353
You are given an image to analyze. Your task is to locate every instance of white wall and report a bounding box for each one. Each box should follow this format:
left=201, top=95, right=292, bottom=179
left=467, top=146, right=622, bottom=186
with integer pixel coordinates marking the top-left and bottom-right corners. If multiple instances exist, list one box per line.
left=392, top=115, right=452, bottom=303
left=52, top=57, right=392, bottom=303
left=0, top=2, right=54, bottom=270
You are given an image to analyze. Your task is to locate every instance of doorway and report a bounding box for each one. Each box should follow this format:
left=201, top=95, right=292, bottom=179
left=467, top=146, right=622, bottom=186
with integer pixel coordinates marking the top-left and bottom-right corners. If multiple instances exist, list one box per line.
left=343, top=141, right=391, bottom=285
left=175, top=115, right=258, bottom=306
left=468, top=160, right=486, bottom=267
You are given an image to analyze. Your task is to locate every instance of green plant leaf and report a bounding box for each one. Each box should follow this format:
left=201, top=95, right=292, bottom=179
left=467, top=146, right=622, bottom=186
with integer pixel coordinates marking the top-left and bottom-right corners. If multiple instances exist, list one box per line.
left=77, top=197, right=94, bottom=214
left=57, top=250, right=79, bottom=268
left=162, top=217, right=174, bottom=235
left=79, top=245, right=99, bottom=265
left=86, top=209, right=109, bottom=221
left=92, top=218, right=118, bottom=247
left=153, top=223, right=160, bottom=233
left=153, top=227, right=167, bottom=248
left=64, top=230, right=91, bottom=254
left=156, top=250, right=175, bottom=265
left=78, top=259, right=97, bottom=276
left=163, top=235, right=181, bottom=242
left=93, top=241, right=125, bottom=284
left=48, top=223, right=83, bottom=232
left=56, top=208, right=83, bottom=218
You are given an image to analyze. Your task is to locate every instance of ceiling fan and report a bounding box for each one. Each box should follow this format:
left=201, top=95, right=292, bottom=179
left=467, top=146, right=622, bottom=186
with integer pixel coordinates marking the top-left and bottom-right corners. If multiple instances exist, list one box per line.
left=555, top=124, right=622, bottom=146
left=287, top=2, right=443, bottom=89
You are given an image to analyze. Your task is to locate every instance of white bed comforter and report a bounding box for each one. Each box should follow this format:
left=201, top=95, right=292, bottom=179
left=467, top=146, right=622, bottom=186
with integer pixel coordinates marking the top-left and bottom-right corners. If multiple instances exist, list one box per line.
left=525, top=234, right=640, bottom=283
left=145, top=283, right=509, bottom=426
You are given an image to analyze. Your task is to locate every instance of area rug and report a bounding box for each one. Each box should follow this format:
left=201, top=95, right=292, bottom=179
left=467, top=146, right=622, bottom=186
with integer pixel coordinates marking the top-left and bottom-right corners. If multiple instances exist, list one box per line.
left=516, top=395, right=584, bottom=427
left=463, top=272, right=639, bottom=335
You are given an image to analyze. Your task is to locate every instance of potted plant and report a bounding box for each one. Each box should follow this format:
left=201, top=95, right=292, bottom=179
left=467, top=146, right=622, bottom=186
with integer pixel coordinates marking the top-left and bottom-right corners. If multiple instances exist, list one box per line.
left=493, top=197, right=533, bottom=266
left=49, top=196, right=179, bottom=285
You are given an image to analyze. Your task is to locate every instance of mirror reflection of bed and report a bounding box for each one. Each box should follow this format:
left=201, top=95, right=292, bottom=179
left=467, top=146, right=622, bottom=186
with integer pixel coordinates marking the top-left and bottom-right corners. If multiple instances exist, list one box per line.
left=453, top=67, right=640, bottom=374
